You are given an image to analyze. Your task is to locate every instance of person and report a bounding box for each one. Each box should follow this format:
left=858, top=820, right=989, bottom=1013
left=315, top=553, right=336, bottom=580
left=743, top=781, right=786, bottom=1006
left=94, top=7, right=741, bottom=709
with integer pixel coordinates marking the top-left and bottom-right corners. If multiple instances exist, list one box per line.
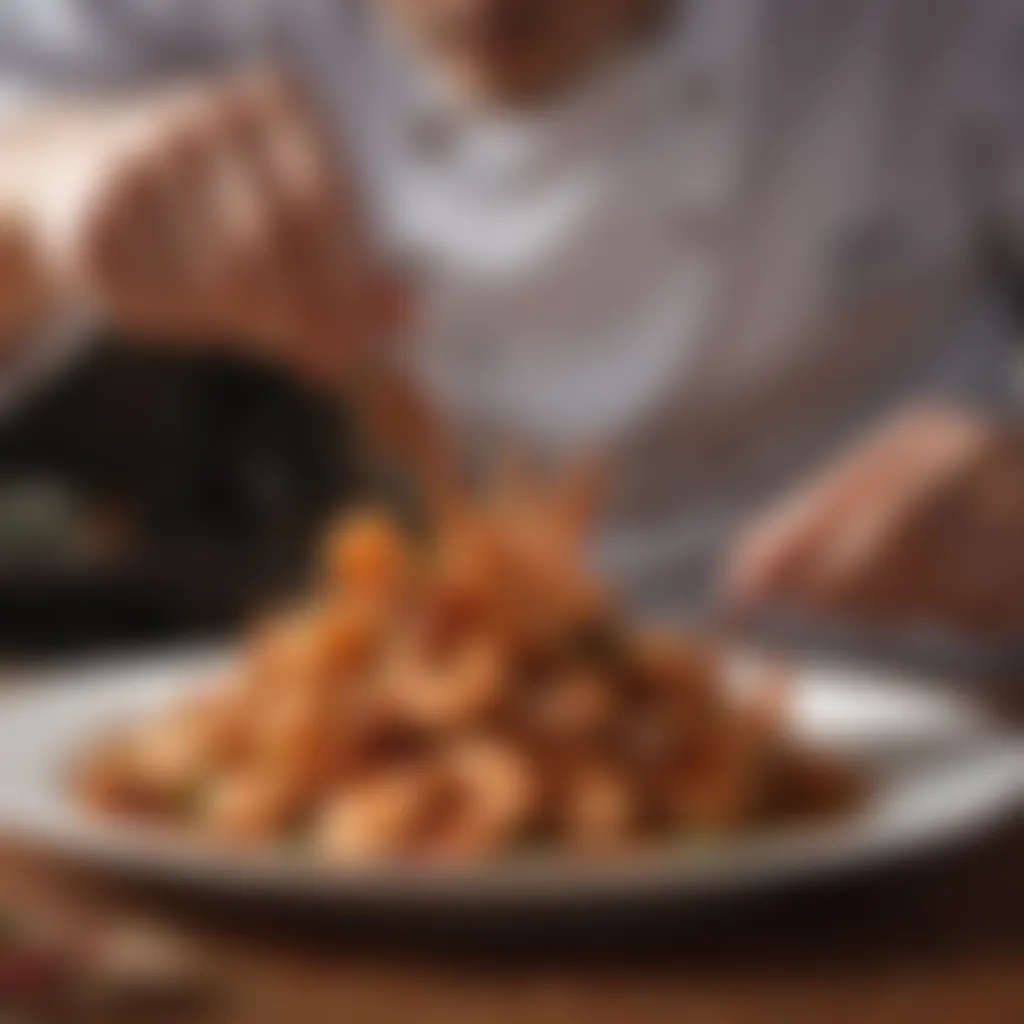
left=0, top=0, right=1023, bottom=651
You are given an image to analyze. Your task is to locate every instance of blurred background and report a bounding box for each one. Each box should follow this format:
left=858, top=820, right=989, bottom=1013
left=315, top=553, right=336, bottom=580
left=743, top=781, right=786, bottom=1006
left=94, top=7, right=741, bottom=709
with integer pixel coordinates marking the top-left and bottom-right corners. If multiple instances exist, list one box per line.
left=0, top=335, right=358, bottom=656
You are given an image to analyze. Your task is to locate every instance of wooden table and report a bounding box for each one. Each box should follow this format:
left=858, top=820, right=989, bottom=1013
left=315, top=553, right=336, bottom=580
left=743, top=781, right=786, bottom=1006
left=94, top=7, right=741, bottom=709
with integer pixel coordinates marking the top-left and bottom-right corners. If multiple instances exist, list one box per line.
left=2, top=680, right=1023, bottom=1024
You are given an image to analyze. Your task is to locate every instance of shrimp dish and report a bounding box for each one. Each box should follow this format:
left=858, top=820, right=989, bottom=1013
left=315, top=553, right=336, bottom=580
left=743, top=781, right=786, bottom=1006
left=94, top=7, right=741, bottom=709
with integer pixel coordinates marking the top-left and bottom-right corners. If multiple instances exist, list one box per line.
left=74, top=390, right=863, bottom=862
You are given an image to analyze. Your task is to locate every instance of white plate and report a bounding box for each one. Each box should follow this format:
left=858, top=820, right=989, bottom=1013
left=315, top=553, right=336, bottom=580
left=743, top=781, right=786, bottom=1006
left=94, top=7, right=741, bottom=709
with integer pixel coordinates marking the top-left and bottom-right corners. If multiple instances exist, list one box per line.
left=0, top=646, right=1021, bottom=910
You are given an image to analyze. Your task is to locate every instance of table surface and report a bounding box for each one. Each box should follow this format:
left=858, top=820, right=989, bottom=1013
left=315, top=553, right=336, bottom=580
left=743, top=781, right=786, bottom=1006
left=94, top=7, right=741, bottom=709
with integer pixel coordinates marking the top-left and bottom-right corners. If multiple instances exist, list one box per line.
left=2, top=678, right=1023, bottom=1024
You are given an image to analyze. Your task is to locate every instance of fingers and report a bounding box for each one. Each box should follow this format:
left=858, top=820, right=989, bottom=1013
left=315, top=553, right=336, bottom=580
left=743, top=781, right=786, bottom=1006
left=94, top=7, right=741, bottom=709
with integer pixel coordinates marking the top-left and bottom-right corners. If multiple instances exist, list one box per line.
left=723, top=404, right=1021, bottom=635
left=221, top=70, right=385, bottom=375
left=792, top=411, right=992, bottom=613
left=71, top=69, right=403, bottom=377
left=724, top=412, right=932, bottom=613
left=937, top=436, right=1024, bottom=631
left=78, top=87, right=233, bottom=331
left=221, top=72, right=343, bottom=367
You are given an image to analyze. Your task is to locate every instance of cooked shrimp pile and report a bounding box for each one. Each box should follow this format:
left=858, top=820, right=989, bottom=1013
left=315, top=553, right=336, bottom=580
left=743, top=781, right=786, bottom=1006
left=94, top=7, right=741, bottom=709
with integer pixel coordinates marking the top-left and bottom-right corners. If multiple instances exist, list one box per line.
left=74, top=447, right=862, bottom=861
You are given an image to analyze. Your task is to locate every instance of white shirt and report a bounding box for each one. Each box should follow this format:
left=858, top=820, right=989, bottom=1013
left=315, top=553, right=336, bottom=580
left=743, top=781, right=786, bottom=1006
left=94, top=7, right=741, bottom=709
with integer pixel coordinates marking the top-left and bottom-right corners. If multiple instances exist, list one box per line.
left=2, top=0, right=1023, bottom=621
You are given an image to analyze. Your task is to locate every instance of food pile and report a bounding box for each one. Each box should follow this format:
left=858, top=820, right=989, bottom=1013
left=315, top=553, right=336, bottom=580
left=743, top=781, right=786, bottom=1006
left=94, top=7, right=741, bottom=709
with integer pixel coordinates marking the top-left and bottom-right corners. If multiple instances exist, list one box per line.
left=75, top=447, right=862, bottom=862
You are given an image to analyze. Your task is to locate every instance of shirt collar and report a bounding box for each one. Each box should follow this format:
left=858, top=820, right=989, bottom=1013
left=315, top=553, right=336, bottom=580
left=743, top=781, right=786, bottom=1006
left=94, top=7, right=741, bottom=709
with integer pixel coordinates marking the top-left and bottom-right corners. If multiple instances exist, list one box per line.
left=376, top=0, right=765, bottom=185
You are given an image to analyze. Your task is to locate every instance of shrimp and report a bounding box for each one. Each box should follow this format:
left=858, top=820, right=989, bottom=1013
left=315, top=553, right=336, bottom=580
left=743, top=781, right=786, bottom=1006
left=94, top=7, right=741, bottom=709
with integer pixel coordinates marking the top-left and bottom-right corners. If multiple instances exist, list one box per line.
left=559, top=759, right=637, bottom=853
left=527, top=668, right=615, bottom=746
left=202, top=769, right=301, bottom=845
left=246, top=683, right=338, bottom=792
left=665, top=666, right=790, bottom=828
left=244, top=614, right=325, bottom=695
left=114, top=716, right=210, bottom=805
left=314, top=593, right=386, bottom=678
left=324, top=510, right=411, bottom=598
left=383, top=637, right=505, bottom=732
left=245, top=598, right=380, bottom=699
left=628, top=630, right=724, bottom=750
left=316, top=767, right=436, bottom=861
left=423, top=738, right=537, bottom=859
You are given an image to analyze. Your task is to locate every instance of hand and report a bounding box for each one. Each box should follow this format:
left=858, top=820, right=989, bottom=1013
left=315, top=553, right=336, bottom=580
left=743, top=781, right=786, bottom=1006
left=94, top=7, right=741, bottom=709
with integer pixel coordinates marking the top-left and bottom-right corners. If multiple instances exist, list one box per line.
left=3, top=69, right=405, bottom=377
left=724, top=403, right=1024, bottom=636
